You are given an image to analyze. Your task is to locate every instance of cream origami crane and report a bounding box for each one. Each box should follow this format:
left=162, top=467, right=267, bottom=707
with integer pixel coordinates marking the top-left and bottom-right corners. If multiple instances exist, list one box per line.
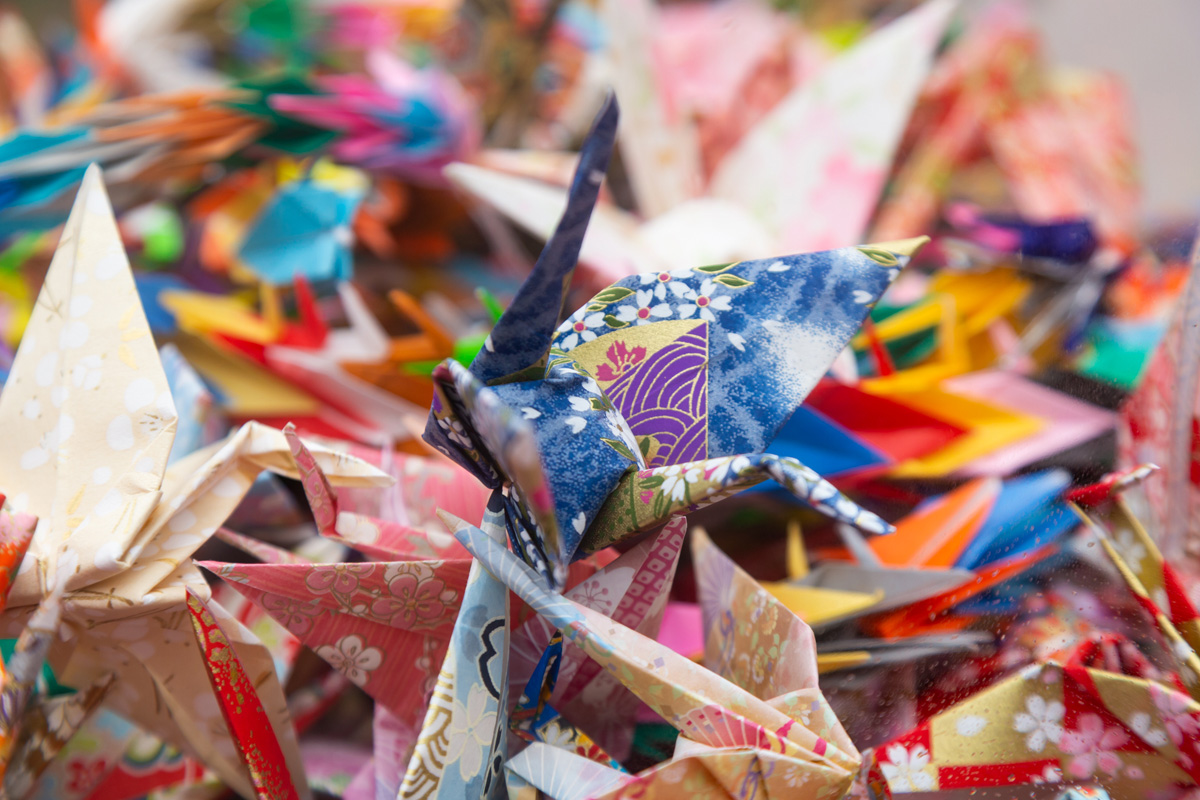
left=0, top=165, right=391, bottom=798
left=448, top=0, right=954, bottom=284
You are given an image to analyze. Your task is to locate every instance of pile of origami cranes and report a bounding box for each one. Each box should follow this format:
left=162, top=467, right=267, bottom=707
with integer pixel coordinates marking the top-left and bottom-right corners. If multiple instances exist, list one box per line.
left=0, top=1, right=1195, bottom=799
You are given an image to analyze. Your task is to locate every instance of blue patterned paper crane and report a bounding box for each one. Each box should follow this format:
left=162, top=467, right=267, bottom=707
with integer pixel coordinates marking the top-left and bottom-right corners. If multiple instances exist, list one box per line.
left=425, top=94, right=927, bottom=588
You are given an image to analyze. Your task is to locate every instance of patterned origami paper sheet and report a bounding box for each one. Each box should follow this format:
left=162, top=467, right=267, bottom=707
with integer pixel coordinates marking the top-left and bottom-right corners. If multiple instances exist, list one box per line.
left=870, top=467, right=1200, bottom=797
left=425, top=93, right=929, bottom=589
left=452, top=516, right=871, bottom=800
left=946, top=371, right=1116, bottom=478
left=446, top=0, right=953, bottom=283
left=0, top=166, right=390, bottom=798
left=506, top=515, right=686, bottom=760
left=397, top=495, right=511, bottom=800
left=876, top=661, right=1200, bottom=796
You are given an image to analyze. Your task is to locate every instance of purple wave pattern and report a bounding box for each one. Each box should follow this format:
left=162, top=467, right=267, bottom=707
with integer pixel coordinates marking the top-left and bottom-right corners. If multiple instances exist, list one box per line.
left=605, top=324, right=708, bottom=467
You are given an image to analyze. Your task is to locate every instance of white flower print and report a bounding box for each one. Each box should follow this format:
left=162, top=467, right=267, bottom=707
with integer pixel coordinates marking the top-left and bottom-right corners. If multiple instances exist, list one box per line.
left=706, top=455, right=750, bottom=486
left=615, top=289, right=672, bottom=326
left=781, top=762, right=811, bottom=788
left=1031, top=765, right=1062, bottom=784
left=955, top=715, right=987, bottom=736
left=21, top=411, right=76, bottom=471
left=1128, top=711, right=1169, bottom=747
left=564, top=397, right=591, bottom=434
left=335, top=511, right=381, bottom=544
left=677, top=279, right=733, bottom=322
left=880, top=743, right=935, bottom=791
left=1013, top=694, right=1064, bottom=752
left=640, top=268, right=692, bottom=301
left=558, top=312, right=605, bottom=351
left=438, top=417, right=472, bottom=449
left=444, top=685, right=497, bottom=780
left=604, top=409, right=643, bottom=465
left=46, top=694, right=88, bottom=733
left=536, top=718, right=577, bottom=749
left=660, top=464, right=701, bottom=501
left=71, top=355, right=103, bottom=390
left=316, top=634, right=383, bottom=687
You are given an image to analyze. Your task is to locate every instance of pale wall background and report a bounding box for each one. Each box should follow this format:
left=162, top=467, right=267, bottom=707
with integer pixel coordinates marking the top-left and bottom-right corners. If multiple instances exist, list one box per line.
left=1028, top=0, right=1200, bottom=221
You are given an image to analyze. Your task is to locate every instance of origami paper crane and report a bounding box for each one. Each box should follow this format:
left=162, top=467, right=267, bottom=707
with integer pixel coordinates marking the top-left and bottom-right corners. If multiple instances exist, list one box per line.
left=0, top=166, right=390, bottom=798
left=760, top=404, right=889, bottom=482
left=765, top=471, right=1064, bottom=647
left=505, top=515, right=686, bottom=760
left=942, top=371, right=1116, bottom=478
left=447, top=0, right=953, bottom=284
left=327, top=437, right=493, bottom=538
left=201, top=429, right=486, bottom=797
left=872, top=467, right=1200, bottom=797
left=395, top=497, right=511, bottom=800
left=1067, top=467, right=1200, bottom=694
left=870, top=2, right=1139, bottom=245
left=163, top=278, right=432, bottom=443
left=424, top=94, right=925, bottom=587
left=269, top=49, right=478, bottom=181
left=763, top=522, right=972, bottom=631
left=453, top=515, right=871, bottom=800
left=875, top=655, right=1200, bottom=796
left=185, top=588, right=301, bottom=800
left=202, top=513, right=472, bottom=737
left=0, top=89, right=275, bottom=237
left=238, top=171, right=368, bottom=286
left=1118, top=247, right=1200, bottom=564
left=803, top=379, right=967, bottom=468
left=205, top=429, right=629, bottom=799
left=852, top=266, right=1032, bottom=393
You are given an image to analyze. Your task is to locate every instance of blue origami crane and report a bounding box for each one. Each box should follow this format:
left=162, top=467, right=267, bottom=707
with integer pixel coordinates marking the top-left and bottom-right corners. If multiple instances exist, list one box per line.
left=424, top=94, right=926, bottom=587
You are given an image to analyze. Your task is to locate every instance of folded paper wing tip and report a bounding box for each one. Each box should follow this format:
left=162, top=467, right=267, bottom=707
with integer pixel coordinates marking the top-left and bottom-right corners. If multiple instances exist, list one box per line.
left=442, top=162, right=480, bottom=193
left=363, top=471, right=396, bottom=487
left=81, top=161, right=104, bottom=185
left=435, top=507, right=469, bottom=533
left=869, top=236, right=931, bottom=259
